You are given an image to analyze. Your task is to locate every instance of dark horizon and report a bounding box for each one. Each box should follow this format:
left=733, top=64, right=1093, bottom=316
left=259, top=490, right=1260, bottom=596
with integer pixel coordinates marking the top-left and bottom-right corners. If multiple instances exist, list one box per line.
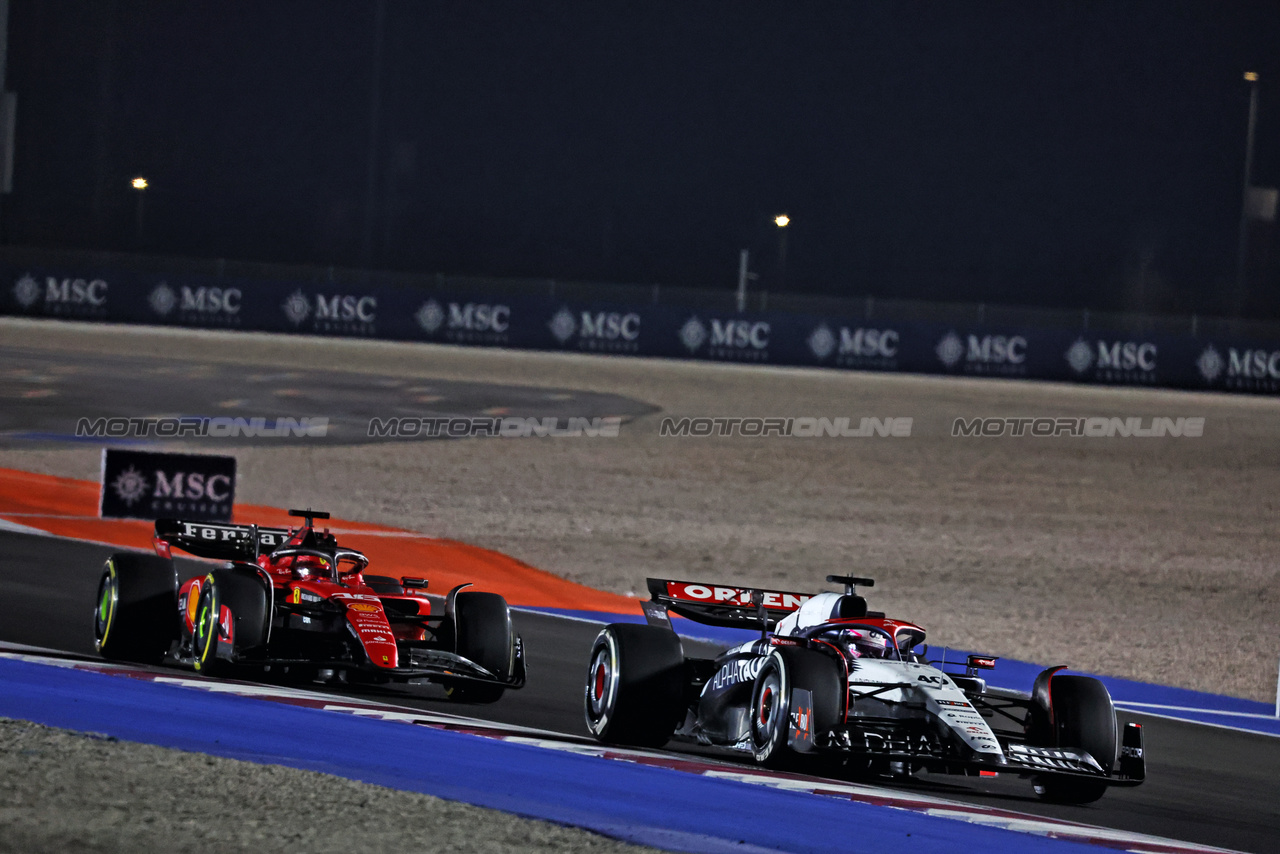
left=4, top=1, right=1280, bottom=318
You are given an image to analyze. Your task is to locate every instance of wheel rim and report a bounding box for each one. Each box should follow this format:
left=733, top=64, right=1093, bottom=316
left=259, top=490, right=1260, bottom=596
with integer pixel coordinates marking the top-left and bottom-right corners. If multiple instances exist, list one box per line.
left=593, top=662, right=607, bottom=702
left=758, top=686, right=774, bottom=727
left=585, top=634, right=619, bottom=732
left=193, top=578, right=218, bottom=671
left=94, top=564, right=118, bottom=651
left=751, top=661, right=785, bottom=754
left=587, top=647, right=611, bottom=718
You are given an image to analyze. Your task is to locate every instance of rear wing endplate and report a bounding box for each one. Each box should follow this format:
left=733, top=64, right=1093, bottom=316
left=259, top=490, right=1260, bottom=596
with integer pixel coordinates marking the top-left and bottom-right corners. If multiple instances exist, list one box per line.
left=154, top=518, right=293, bottom=561
left=645, top=578, right=813, bottom=631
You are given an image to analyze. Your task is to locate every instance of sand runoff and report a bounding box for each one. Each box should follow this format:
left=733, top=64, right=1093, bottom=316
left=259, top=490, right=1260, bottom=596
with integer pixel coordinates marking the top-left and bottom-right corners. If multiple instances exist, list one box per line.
left=2, top=318, right=1278, bottom=702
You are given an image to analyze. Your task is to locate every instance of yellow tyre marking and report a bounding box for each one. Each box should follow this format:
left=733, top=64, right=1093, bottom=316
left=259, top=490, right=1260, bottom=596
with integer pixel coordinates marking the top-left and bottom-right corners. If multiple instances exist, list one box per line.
left=97, top=561, right=118, bottom=650
left=196, top=575, right=217, bottom=670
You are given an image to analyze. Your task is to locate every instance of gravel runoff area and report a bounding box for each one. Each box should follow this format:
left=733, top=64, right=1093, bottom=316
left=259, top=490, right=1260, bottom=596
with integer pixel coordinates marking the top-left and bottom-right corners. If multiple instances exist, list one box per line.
left=0, top=717, right=659, bottom=854
left=2, top=318, right=1278, bottom=704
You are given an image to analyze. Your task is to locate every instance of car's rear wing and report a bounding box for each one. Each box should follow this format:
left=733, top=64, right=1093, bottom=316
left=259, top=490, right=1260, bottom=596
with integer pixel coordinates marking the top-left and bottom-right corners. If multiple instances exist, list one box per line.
left=154, top=518, right=293, bottom=561
left=645, top=578, right=813, bottom=631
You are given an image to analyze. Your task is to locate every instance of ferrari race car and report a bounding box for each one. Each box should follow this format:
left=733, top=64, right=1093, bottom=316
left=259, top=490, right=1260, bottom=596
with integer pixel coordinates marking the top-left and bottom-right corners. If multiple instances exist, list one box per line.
left=93, top=509, right=525, bottom=702
left=585, top=575, right=1144, bottom=803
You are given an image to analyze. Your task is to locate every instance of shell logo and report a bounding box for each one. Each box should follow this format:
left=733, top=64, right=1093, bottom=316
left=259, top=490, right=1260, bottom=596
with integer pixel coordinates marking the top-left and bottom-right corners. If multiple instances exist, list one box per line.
left=186, top=585, right=200, bottom=624
left=348, top=603, right=379, bottom=613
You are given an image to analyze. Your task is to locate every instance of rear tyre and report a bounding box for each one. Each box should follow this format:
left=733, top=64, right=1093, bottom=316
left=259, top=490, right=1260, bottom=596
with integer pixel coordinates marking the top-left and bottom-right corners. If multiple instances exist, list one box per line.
left=444, top=591, right=514, bottom=704
left=94, top=553, right=178, bottom=664
left=1033, top=675, right=1116, bottom=804
left=750, top=646, right=843, bottom=770
left=584, top=623, right=685, bottom=747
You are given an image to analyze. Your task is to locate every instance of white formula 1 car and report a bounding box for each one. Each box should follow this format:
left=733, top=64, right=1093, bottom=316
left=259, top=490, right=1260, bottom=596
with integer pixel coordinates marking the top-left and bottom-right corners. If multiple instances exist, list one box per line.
left=584, top=575, right=1144, bottom=803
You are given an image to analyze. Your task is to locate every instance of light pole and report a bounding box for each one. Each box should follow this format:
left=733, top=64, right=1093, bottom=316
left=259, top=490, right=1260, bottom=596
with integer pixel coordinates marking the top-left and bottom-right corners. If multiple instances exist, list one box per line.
left=774, top=213, right=790, bottom=291
left=1235, top=71, right=1260, bottom=303
left=131, top=176, right=147, bottom=247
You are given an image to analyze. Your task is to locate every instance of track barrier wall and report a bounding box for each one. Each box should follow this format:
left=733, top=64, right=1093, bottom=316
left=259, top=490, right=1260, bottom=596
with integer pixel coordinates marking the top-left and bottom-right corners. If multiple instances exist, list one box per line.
left=3, top=251, right=1280, bottom=394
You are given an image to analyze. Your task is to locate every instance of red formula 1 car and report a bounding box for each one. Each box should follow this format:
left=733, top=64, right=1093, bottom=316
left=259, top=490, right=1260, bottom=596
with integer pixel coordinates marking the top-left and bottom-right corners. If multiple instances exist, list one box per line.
left=92, top=509, right=525, bottom=702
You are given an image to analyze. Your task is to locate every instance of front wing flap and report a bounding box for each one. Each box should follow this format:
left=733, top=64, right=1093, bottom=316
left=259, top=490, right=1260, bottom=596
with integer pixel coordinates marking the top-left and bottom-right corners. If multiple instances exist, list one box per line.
left=814, top=720, right=1144, bottom=787
left=205, top=636, right=526, bottom=689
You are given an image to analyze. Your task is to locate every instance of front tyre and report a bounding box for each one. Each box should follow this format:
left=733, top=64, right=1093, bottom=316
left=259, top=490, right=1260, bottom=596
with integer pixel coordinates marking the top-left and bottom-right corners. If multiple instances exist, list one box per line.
left=94, top=553, right=178, bottom=664
left=750, top=646, right=843, bottom=769
left=1033, top=675, right=1116, bottom=804
left=584, top=623, right=685, bottom=747
left=444, top=591, right=515, bottom=704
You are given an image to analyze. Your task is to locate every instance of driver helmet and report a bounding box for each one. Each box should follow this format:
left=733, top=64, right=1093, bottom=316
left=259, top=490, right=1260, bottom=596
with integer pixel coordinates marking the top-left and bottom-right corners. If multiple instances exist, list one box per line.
left=839, top=628, right=888, bottom=660
left=289, top=554, right=329, bottom=579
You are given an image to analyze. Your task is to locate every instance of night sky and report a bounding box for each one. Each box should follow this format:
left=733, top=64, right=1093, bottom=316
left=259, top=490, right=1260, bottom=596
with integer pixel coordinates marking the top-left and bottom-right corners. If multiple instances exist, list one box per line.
left=6, top=1, right=1280, bottom=316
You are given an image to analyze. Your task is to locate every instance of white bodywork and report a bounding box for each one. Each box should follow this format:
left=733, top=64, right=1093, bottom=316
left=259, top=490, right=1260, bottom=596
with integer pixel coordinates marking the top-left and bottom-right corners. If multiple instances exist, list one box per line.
left=843, top=657, right=1003, bottom=757
left=774, top=592, right=845, bottom=636
left=763, top=594, right=1005, bottom=757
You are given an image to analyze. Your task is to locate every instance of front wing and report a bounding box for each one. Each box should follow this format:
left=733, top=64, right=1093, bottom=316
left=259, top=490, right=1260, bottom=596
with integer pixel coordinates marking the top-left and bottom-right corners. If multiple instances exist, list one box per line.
left=182, top=634, right=527, bottom=690
left=782, top=687, right=1144, bottom=787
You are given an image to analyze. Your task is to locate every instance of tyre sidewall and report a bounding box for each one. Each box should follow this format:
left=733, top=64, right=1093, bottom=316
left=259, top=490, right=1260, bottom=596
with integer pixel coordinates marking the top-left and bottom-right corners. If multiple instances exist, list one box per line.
left=750, top=646, right=844, bottom=768
left=750, top=652, right=790, bottom=765
left=1034, top=675, right=1117, bottom=803
left=452, top=592, right=514, bottom=681
left=192, top=574, right=221, bottom=673
left=585, top=629, right=623, bottom=738
left=93, top=553, right=178, bottom=664
left=1051, top=675, right=1117, bottom=774
left=582, top=623, right=685, bottom=747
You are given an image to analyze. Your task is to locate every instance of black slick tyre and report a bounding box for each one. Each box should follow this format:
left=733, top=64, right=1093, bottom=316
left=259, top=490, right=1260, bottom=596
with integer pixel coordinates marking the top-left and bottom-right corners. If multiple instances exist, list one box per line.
left=94, top=553, right=178, bottom=664
left=584, top=623, right=685, bottom=747
left=445, top=591, right=514, bottom=704
left=749, top=646, right=843, bottom=769
left=1033, top=675, right=1116, bottom=804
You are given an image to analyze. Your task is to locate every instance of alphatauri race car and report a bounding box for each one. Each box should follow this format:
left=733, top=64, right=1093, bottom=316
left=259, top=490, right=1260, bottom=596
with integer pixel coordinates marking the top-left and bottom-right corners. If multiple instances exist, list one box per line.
left=93, top=510, right=525, bottom=702
left=585, top=575, right=1144, bottom=803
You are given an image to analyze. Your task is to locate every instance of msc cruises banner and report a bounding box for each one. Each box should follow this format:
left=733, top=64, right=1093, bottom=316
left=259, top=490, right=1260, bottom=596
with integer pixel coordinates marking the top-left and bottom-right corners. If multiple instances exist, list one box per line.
left=3, top=263, right=1278, bottom=395
left=100, top=448, right=236, bottom=522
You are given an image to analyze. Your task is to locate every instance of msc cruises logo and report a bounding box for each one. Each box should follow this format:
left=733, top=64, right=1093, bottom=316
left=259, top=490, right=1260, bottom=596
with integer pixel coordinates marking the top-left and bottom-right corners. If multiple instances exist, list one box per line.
left=149, top=283, right=242, bottom=324
left=547, top=306, right=640, bottom=352
left=417, top=299, right=511, bottom=343
left=808, top=324, right=899, bottom=368
left=12, top=272, right=109, bottom=317
left=936, top=331, right=1027, bottom=375
left=111, top=466, right=150, bottom=507
left=282, top=290, right=377, bottom=335
left=680, top=316, right=770, bottom=361
left=1198, top=344, right=1280, bottom=391
left=1065, top=338, right=1157, bottom=382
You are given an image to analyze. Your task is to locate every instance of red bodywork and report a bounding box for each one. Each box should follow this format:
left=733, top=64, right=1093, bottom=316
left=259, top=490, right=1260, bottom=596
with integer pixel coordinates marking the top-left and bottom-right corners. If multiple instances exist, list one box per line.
left=173, top=524, right=430, bottom=671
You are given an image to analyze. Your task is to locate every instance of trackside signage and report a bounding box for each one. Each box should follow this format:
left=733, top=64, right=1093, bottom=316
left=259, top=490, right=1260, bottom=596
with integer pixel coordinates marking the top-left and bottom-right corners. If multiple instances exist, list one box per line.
left=100, top=449, right=236, bottom=522
left=5, top=261, right=1280, bottom=396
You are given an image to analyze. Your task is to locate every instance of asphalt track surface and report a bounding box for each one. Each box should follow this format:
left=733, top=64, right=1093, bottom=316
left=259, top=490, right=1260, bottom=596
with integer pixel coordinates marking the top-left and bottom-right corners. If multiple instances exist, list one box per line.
left=0, top=344, right=658, bottom=446
left=4, top=529, right=1278, bottom=854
